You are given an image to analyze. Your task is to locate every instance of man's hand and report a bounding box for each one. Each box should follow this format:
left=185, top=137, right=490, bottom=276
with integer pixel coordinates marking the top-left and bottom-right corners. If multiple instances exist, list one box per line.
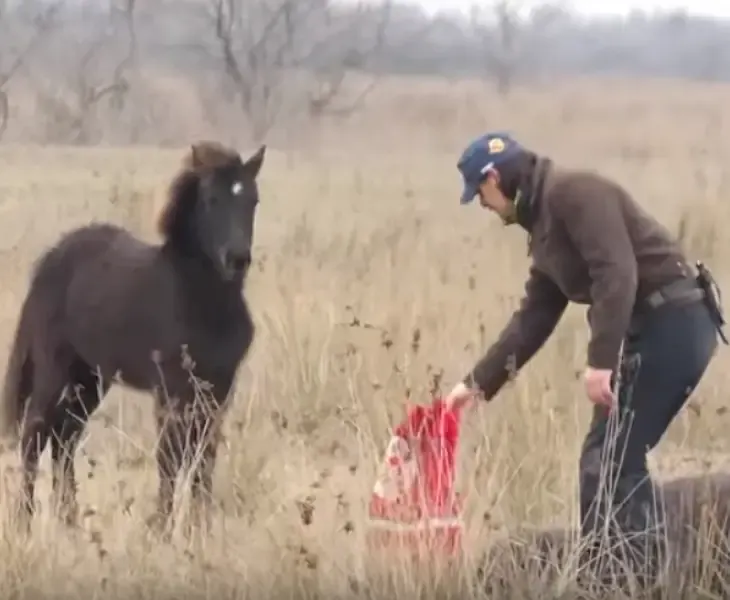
left=583, top=367, right=616, bottom=409
left=443, top=381, right=480, bottom=413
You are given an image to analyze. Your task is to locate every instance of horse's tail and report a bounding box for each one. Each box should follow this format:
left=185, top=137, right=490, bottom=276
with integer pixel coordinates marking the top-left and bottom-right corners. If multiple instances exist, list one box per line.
left=0, top=300, right=33, bottom=451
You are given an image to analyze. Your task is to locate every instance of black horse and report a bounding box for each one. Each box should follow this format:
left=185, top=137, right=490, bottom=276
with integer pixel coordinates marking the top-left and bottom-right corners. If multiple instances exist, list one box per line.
left=0, top=141, right=265, bottom=535
left=481, top=472, right=730, bottom=595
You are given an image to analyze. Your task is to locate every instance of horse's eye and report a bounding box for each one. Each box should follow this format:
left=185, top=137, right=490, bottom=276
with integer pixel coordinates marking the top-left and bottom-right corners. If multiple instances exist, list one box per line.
left=231, top=181, right=243, bottom=195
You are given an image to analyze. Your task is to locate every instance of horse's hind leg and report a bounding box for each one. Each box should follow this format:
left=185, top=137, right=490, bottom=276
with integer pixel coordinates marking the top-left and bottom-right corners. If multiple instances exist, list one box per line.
left=17, top=363, right=69, bottom=531
left=50, top=362, right=108, bottom=527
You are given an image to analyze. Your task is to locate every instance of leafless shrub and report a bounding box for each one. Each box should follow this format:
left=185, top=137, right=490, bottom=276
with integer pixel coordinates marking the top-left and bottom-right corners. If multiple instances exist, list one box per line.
left=204, top=0, right=391, bottom=142
left=0, top=0, right=64, bottom=140
left=32, top=0, right=137, bottom=144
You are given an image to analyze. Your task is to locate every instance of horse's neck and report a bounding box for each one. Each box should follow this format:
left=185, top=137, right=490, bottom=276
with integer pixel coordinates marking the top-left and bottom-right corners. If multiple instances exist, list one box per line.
left=161, top=242, right=244, bottom=301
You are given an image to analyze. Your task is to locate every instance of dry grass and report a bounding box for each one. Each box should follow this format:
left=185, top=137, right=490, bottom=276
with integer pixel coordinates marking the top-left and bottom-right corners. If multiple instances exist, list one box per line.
left=0, top=75, right=730, bottom=598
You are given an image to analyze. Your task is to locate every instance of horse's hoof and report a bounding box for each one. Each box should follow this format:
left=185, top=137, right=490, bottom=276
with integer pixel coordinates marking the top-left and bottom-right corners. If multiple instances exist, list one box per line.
left=188, top=500, right=213, bottom=536
left=10, top=497, right=33, bottom=536
left=145, top=513, right=172, bottom=542
left=60, top=512, right=79, bottom=529
left=185, top=512, right=213, bottom=539
left=11, top=514, right=32, bottom=538
left=55, top=501, right=79, bottom=529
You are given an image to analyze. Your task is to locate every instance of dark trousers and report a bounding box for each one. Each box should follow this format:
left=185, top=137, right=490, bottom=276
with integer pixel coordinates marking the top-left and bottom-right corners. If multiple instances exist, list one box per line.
left=578, top=299, right=719, bottom=585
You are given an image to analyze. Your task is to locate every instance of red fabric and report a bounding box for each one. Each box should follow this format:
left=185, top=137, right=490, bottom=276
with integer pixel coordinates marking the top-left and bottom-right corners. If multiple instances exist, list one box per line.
left=372, top=398, right=462, bottom=519
left=366, top=523, right=462, bottom=556
left=367, top=398, right=464, bottom=556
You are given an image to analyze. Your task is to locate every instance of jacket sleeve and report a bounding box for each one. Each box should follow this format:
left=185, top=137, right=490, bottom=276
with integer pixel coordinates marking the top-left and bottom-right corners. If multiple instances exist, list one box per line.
left=552, top=182, right=638, bottom=371
left=465, top=266, right=568, bottom=401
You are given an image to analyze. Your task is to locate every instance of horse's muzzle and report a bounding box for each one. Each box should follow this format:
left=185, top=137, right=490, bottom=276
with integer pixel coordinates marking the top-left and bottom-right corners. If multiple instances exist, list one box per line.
left=223, top=249, right=251, bottom=277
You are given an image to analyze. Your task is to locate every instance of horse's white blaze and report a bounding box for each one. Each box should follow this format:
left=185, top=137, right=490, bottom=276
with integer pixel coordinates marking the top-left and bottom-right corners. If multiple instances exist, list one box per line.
left=232, top=181, right=243, bottom=195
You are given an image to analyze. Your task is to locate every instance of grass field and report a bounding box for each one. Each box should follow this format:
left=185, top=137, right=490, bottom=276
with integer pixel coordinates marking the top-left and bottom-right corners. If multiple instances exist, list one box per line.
left=0, top=75, right=730, bottom=598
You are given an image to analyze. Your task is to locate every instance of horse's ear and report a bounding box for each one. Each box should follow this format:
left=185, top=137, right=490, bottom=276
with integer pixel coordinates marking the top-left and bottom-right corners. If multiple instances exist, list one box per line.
left=243, top=145, right=266, bottom=178
left=189, top=144, right=203, bottom=169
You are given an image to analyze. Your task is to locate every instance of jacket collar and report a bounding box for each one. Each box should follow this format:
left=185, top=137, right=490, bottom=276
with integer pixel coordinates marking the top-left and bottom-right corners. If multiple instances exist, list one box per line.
left=515, top=155, right=553, bottom=234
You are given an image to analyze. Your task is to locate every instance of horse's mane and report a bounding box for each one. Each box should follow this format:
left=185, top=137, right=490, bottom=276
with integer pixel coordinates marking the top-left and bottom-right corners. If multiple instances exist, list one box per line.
left=157, top=141, right=242, bottom=243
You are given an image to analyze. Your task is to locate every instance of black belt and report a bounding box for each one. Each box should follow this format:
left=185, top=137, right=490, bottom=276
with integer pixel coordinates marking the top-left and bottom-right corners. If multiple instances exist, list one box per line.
left=640, top=278, right=705, bottom=312
left=633, top=271, right=729, bottom=345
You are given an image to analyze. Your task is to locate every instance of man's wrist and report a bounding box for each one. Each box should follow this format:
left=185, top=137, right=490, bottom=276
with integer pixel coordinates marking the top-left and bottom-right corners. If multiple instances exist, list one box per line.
left=462, top=372, right=481, bottom=393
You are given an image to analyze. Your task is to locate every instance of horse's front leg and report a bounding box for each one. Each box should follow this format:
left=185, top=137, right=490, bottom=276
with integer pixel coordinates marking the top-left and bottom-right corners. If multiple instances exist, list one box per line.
left=188, top=386, right=229, bottom=536
left=189, top=418, right=221, bottom=535
left=147, top=398, right=187, bottom=540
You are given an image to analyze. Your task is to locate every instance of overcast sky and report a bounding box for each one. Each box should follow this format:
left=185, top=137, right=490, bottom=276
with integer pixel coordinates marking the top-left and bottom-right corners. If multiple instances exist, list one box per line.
left=411, top=0, right=730, bottom=18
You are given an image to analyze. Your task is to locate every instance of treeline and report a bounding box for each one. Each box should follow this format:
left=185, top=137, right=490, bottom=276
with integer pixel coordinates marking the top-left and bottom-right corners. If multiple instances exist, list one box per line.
left=0, top=0, right=727, bottom=145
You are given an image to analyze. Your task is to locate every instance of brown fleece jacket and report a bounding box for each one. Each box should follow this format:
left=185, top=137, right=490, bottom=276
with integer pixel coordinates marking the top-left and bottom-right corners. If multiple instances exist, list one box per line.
left=467, top=164, right=692, bottom=400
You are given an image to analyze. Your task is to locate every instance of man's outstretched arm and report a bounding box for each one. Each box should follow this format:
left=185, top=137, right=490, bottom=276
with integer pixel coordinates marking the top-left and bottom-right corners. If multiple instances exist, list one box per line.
left=464, top=266, right=569, bottom=400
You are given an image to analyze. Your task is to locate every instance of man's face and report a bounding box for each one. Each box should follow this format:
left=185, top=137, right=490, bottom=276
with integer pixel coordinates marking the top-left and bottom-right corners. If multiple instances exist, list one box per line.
left=477, top=171, right=516, bottom=224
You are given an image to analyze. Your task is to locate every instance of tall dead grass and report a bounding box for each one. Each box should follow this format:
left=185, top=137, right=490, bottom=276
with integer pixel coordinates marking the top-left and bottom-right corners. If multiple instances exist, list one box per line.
left=0, top=76, right=728, bottom=598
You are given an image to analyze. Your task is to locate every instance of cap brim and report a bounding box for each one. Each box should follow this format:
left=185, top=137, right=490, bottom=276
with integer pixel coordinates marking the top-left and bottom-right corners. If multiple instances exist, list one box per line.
left=460, top=182, right=478, bottom=205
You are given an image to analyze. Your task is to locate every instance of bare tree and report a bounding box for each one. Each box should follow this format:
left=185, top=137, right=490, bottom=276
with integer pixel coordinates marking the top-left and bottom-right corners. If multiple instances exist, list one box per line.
left=0, top=0, right=64, bottom=140
left=35, top=0, right=137, bottom=144
left=206, top=0, right=391, bottom=143
left=471, top=0, right=522, bottom=95
left=305, top=2, right=391, bottom=120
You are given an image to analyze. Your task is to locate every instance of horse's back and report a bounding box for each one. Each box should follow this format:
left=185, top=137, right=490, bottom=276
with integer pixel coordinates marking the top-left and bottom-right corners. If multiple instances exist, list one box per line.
left=22, top=223, right=160, bottom=352
left=47, top=224, right=173, bottom=374
left=30, top=223, right=143, bottom=290
left=481, top=472, right=730, bottom=590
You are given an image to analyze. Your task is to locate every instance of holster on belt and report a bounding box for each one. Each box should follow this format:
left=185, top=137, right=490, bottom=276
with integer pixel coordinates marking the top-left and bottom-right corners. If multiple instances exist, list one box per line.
left=695, top=260, right=729, bottom=345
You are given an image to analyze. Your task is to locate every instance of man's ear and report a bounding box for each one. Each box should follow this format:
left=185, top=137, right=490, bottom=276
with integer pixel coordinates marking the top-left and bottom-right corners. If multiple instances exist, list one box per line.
left=485, top=167, right=501, bottom=186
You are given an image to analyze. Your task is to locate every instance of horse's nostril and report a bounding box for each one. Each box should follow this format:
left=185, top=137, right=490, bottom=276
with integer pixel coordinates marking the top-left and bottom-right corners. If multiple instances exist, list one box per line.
left=226, top=252, right=251, bottom=273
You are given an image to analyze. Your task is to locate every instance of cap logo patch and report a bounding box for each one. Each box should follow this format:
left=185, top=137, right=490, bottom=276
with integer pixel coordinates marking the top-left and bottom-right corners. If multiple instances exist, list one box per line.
left=487, top=137, right=506, bottom=153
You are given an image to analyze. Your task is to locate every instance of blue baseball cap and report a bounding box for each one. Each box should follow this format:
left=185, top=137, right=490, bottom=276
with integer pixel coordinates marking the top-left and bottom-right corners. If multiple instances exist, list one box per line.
left=457, top=132, right=523, bottom=205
